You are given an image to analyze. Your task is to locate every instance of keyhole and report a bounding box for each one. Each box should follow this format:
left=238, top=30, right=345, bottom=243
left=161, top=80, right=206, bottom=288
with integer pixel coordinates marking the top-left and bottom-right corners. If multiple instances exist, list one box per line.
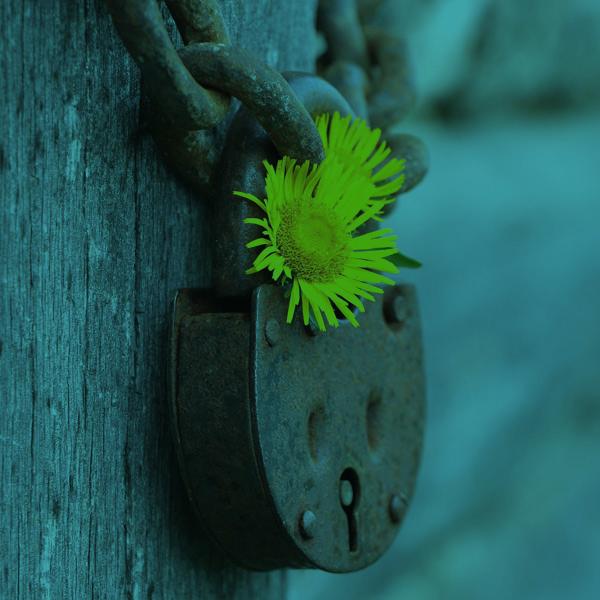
left=339, top=468, right=360, bottom=553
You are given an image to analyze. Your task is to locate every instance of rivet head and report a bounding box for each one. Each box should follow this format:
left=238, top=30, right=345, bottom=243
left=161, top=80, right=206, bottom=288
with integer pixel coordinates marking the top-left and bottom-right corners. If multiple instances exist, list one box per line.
left=264, top=319, right=280, bottom=346
left=299, top=510, right=317, bottom=539
left=340, top=480, right=354, bottom=507
left=389, top=494, right=407, bottom=524
left=385, top=292, right=408, bottom=325
left=392, top=295, right=407, bottom=323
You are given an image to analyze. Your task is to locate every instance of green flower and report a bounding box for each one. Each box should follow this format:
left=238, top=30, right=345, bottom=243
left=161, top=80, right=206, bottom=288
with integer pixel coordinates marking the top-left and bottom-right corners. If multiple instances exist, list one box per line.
left=234, top=113, right=418, bottom=332
left=316, top=112, right=406, bottom=216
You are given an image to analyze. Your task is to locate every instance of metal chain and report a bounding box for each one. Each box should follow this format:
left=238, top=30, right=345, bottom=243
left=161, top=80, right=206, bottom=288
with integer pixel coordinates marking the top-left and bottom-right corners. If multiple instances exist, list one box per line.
left=107, top=0, right=427, bottom=202
left=106, top=0, right=230, bottom=131
left=106, top=0, right=325, bottom=188
left=317, top=0, right=429, bottom=213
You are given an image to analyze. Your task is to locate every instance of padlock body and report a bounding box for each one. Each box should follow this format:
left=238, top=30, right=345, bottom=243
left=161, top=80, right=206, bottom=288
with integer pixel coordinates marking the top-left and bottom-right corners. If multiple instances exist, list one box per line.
left=170, top=284, right=425, bottom=572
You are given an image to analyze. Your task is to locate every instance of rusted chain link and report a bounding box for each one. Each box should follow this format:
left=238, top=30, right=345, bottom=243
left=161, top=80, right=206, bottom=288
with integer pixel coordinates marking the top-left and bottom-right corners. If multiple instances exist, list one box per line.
left=106, top=0, right=325, bottom=187
left=179, top=44, right=324, bottom=165
left=317, top=0, right=429, bottom=210
left=107, top=0, right=426, bottom=202
left=106, top=0, right=230, bottom=130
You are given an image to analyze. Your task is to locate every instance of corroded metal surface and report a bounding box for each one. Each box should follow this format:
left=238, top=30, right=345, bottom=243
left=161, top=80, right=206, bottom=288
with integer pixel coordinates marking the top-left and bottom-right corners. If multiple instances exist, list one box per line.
left=106, top=1, right=327, bottom=190
left=179, top=44, right=325, bottom=166
left=107, top=0, right=429, bottom=199
left=106, top=0, right=230, bottom=130
left=170, top=284, right=425, bottom=571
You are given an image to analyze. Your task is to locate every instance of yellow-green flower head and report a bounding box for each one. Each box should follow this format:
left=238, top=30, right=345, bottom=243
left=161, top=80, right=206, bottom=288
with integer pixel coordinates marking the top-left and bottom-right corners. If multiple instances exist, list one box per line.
left=316, top=112, right=406, bottom=213
left=234, top=157, right=398, bottom=331
left=234, top=113, right=418, bottom=332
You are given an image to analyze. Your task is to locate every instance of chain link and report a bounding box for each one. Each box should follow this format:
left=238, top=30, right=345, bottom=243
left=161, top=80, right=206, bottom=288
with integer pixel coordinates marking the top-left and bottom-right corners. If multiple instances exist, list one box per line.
left=106, top=0, right=325, bottom=188
left=178, top=43, right=324, bottom=165
left=107, top=0, right=427, bottom=200
left=106, top=0, right=230, bottom=131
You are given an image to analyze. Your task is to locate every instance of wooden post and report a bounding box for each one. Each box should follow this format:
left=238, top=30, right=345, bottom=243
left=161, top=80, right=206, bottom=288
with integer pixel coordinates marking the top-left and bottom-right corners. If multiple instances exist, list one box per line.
left=0, top=1, right=317, bottom=597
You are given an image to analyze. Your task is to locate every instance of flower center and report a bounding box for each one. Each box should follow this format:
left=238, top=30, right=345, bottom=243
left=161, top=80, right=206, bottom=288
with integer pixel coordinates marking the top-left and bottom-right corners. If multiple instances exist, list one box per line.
left=277, top=203, right=349, bottom=282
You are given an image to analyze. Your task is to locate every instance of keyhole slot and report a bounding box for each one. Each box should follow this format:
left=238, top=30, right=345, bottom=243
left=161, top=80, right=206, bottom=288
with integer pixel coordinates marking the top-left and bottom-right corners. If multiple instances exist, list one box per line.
left=340, top=468, right=360, bottom=553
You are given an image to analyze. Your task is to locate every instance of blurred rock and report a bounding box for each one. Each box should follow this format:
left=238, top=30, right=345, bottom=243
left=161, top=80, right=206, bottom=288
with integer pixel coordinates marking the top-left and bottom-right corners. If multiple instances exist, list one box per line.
left=360, top=0, right=600, bottom=116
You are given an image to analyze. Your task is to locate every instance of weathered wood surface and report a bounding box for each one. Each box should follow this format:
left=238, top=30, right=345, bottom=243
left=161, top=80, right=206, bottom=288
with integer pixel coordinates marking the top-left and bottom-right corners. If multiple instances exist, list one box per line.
left=0, top=1, right=317, bottom=598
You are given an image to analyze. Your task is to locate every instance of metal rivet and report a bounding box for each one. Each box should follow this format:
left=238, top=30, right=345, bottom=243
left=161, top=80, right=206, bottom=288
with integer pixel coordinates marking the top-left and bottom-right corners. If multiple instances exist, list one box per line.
left=385, top=293, right=407, bottom=325
left=299, top=510, right=317, bottom=539
left=392, top=295, right=407, bottom=323
left=264, top=319, right=280, bottom=346
left=389, top=494, right=407, bottom=524
left=340, top=480, right=354, bottom=507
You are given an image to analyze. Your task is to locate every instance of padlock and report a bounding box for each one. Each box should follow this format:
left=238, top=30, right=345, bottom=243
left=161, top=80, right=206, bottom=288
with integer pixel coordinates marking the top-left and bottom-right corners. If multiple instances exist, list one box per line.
left=105, top=0, right=427, bottom=572
left=169, top=283, right=425, bottom=572
left=168, top=73, right=426, bottom=572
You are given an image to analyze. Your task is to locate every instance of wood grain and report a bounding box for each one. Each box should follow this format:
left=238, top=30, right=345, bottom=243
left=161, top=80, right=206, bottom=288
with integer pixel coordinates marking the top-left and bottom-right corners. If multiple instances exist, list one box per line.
left=0, top=1, right=317, bottom=597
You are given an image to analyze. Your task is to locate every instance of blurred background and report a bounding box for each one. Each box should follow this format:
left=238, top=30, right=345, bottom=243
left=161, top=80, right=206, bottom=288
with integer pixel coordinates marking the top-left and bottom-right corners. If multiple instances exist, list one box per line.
left=290, top=0, right=600, bottom=598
